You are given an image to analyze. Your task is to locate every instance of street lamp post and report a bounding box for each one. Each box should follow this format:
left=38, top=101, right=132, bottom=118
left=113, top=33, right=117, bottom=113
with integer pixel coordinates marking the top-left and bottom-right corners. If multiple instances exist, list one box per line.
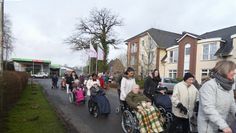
left=0, top=0, right=4, bottom=76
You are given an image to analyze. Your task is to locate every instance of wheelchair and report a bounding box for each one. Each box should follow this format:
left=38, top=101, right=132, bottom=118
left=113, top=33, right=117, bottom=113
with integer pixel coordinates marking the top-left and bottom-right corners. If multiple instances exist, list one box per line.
left=88, top=86, right=110, bottom=118
left=118, top=88, right=174, bottom=133
left=150, top=88, right=174, bottom=132
left=120, top=100, right=139, bottom=133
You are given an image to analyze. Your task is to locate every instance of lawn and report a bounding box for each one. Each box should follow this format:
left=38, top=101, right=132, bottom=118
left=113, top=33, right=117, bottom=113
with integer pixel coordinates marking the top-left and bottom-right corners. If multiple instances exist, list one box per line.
left=5, top=84, right=65, bottom=133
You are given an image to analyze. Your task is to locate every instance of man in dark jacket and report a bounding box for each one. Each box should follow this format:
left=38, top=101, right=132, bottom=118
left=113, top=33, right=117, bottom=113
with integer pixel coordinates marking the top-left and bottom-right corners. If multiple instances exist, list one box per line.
left=51, top=73, right=58, bottom=89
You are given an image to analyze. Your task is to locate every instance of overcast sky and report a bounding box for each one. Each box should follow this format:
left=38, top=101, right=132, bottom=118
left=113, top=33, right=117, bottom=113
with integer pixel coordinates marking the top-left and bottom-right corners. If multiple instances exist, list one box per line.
left=5, top=0, right=236, bottom=66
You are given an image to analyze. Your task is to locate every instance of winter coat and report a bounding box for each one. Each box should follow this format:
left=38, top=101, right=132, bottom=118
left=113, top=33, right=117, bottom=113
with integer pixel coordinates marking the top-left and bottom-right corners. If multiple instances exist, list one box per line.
left=86, top=79, right=100, bottom=96
left=120, top=75, right=136, bottom=101
left=144, top=76, right=160, bottom=99
left=66, top=75, right=78, bottom=89
left=198, top=79, right=236, bottom=133
left=171, top=81, right=199, bottom=119
left=52, top=76, right=58, bottom=83
left=125, top=91, right=151, bottom=109
left=99, top=77, right=105, bottom=89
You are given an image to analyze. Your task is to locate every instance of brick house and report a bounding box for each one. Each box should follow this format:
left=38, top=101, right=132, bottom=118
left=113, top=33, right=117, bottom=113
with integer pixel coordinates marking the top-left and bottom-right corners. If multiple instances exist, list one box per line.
left=164, top=26, right=236, bottom=83
left=126, top=26, right=236, bottom=83
left=125, top=28, right=181, bottom=77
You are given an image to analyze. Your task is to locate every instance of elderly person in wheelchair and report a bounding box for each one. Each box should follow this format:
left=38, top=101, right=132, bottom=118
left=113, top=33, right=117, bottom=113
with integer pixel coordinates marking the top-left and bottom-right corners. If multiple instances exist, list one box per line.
left=125, top=84, right=164, bottom=133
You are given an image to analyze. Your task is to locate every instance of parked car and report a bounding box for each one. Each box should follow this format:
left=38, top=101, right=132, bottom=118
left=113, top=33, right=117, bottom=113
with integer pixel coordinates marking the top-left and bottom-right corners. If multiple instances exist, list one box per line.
left=31, top=72, right=49, bottom=78
left=159, top=77, right=178, bottom=94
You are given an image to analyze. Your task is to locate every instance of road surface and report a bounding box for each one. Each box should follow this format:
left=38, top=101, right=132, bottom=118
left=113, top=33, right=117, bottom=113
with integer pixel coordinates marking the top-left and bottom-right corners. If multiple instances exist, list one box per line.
left=34, top=78, right=123, bottom=133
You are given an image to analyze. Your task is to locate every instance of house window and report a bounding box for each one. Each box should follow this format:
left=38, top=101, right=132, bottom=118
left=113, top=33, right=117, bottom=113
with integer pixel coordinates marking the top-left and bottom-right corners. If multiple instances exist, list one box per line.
left=202, top=43, right=217, bottom=60
left=184, top=70, right=190, bottom=74
left=169, top=49, right=178, bottom=63
left=142, top=54, right=144, bottom=60
left=185, top=47, right=190, bottom=55
left=201, top=69, right=210, bottom=82
left=131, top=43, right=137, bottom=53
left=130, top=55, right=136, bottom=65
left=142, top=40, right=145, bottom=47
left=169, top=70, right=177, bottom=78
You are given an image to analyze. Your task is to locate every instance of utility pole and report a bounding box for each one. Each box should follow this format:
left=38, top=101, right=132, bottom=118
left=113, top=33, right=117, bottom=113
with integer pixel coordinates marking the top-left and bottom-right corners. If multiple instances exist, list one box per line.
left=0, top=0, right=3, bottom=113
left=0, top=0, right=4, bottom=76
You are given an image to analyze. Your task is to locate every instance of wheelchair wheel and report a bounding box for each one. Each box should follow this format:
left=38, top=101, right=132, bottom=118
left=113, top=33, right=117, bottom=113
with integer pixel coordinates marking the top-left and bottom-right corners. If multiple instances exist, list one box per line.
left=93, top=104, right=100, bottom=118
left=158, top=106, right=167, bottom=116
left=166, top=112, right=174, bottom=123
left=88, top=99, right=93, bottom=114
left=88, top=99, right=100, bottom=118
left=68, top=92, right=74, bottom=103
left=121, top=110, right=136, bottom=133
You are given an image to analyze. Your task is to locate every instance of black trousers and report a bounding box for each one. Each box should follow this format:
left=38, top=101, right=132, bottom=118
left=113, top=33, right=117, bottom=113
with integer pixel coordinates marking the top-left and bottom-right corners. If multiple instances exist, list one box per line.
left=169, top=116, right=190, bottom=133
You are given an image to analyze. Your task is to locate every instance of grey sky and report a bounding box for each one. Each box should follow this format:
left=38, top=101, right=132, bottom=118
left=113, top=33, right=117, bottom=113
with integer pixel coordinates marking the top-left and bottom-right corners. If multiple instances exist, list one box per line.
left=5, top=0, right=236, bottom=66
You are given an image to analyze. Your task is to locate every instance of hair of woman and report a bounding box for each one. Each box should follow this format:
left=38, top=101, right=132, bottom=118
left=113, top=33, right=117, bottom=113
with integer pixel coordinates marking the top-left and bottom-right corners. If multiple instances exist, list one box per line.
left=124, top=67, right=135, bottom=75
left=211, top=60, right=236, bottom=78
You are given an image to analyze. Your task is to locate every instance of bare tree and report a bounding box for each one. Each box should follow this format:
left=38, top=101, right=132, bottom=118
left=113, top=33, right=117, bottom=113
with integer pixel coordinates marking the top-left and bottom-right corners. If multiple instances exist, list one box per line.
left=141, top=37, right=156, bottom=76
left=3, top=15, right=14, bottom=68
left=66, top=8, right=123, bottom=71
left=117, top=53, right=127, bottom=68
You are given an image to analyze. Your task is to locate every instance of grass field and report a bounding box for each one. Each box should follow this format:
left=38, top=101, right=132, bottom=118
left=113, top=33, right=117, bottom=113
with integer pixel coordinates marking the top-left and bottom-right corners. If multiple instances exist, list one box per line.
left=5, top=84, right=65, bottom=133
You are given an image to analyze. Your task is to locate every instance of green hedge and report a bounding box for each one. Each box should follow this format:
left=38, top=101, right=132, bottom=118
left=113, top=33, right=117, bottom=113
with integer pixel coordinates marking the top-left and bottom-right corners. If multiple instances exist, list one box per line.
left=0, top=71, right=29, bottom=115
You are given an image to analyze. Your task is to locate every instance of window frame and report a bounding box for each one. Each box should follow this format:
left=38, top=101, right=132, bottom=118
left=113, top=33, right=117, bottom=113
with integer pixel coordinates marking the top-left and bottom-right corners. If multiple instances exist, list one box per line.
left=169, top=49, right=178, bottom=63
left=202, top=43, right=218, bottom=60
left=169, top=69, right=177, bottom=79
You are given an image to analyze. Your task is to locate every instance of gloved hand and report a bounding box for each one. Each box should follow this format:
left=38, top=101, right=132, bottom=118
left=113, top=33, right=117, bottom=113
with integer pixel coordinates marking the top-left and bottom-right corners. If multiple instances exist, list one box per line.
left=177, top=103, right=188, bottom=115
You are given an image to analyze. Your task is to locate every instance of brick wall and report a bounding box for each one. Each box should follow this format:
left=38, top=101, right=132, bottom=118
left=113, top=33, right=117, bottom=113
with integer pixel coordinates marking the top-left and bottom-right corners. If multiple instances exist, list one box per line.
left=127, top=37, right=140, bottom=75
left=177, top=35, right=198, bottom=77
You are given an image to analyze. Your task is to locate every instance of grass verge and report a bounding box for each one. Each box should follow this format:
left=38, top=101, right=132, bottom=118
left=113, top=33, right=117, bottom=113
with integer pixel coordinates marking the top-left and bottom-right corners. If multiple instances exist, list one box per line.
left=5, top=84, right=65, bottom=133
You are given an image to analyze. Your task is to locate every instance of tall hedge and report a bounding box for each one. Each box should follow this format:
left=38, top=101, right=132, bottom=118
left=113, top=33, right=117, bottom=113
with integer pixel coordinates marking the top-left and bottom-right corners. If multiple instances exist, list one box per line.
left=0, top=71, right=29, bottom=115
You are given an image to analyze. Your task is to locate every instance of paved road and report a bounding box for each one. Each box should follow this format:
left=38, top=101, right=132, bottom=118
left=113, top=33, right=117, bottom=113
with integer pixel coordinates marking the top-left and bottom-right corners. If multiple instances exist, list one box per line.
left=34, top=78, right=123, bottom=133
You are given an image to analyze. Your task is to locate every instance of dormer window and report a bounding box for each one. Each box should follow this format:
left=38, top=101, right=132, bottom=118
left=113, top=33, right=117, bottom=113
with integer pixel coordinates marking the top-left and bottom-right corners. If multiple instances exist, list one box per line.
left=202, top=43, right=217, bottom=60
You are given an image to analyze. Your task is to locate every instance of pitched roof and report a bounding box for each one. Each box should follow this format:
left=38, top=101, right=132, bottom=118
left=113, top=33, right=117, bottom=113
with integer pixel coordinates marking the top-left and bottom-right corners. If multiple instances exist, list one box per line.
left=125, top=28, right=182, bottom=48
left=177, top=32, right=201, bottom=43
left=148, top=28, right=182, bottom=48
left=182, top=31, right=201, bottom=38
left=200, top=25, right=236, bottom=56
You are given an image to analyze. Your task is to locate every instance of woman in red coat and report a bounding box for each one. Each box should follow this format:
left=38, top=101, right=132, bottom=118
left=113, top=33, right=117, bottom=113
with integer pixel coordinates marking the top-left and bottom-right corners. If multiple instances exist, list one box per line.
left=98, top=73, right=105, bottom=89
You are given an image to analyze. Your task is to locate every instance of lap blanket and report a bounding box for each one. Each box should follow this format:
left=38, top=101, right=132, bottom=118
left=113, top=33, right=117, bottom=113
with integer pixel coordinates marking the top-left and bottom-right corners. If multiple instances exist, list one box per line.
left=135, top=106, right=164, bottom=133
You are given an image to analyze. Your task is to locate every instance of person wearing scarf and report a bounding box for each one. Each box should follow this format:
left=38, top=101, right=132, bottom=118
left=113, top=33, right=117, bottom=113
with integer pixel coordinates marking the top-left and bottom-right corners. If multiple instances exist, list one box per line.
left=198, top=60, right=236, bottom=133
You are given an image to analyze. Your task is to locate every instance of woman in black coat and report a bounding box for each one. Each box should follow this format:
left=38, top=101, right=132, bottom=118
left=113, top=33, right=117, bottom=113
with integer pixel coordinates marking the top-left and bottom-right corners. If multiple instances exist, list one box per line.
left=143, top=69, right=161, bottom=100
left=66, top=71, right=79, bottom=91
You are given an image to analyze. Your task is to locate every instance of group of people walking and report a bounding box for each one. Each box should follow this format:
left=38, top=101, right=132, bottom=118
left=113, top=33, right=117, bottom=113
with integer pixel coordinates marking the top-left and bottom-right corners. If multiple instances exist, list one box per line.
left=119, top=60, right=236, bottom=133
left=50, top=60, right=236, bottom=133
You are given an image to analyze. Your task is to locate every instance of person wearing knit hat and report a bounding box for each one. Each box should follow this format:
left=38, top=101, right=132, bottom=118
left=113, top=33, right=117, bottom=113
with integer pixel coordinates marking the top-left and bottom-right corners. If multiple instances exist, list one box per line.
left=170, top=72, right=199, bottom=133
left=183, top=72, right=195, bottom=81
